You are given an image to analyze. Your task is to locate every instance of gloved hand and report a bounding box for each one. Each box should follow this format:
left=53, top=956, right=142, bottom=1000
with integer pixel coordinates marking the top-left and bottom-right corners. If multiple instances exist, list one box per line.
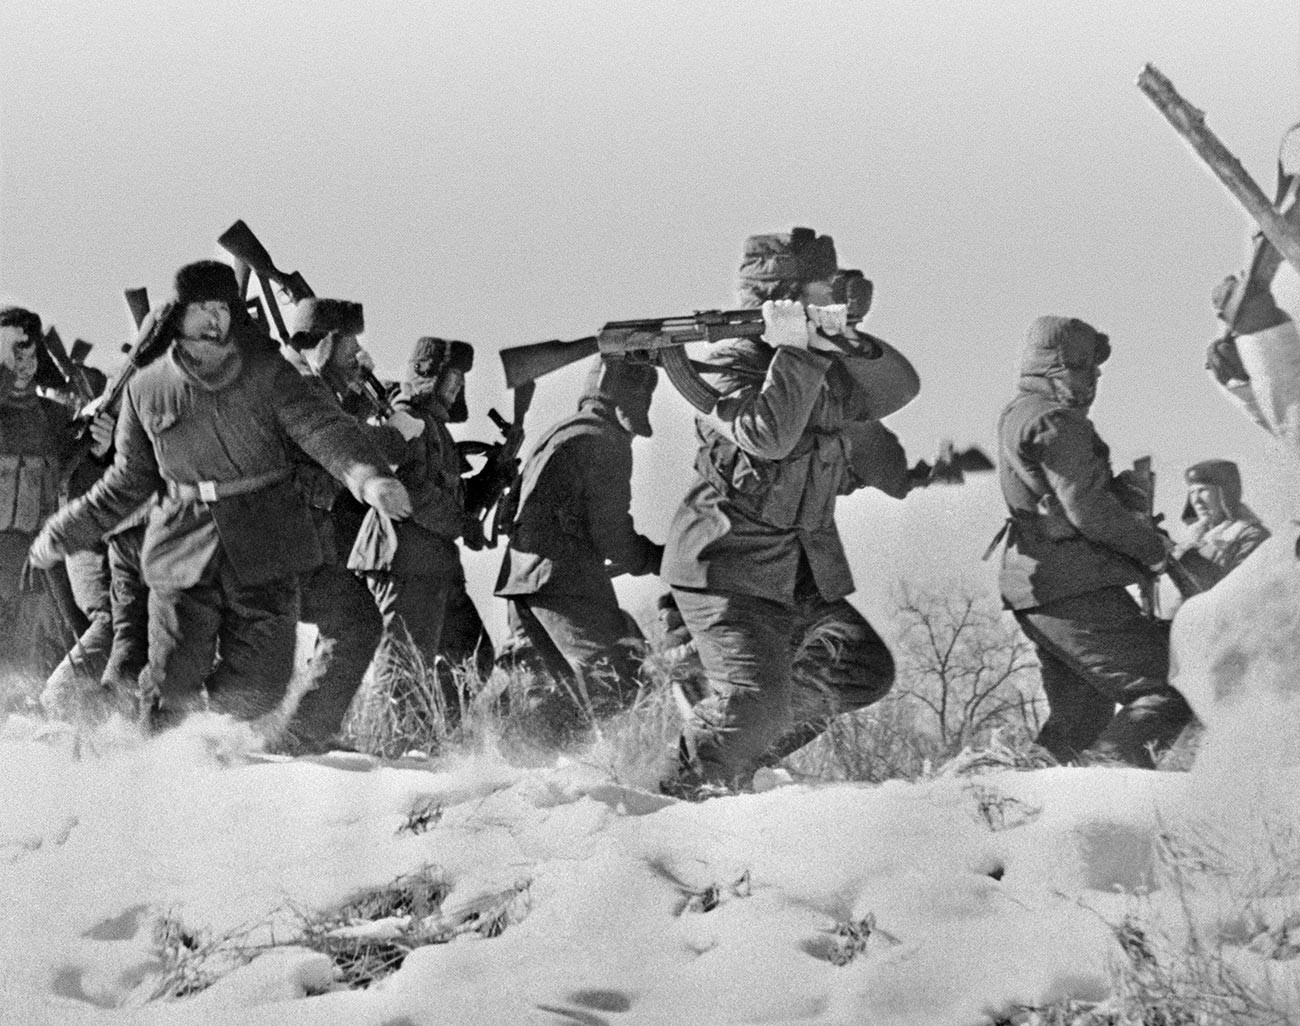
left=88, top=408, right=117, bottom=458
left=803, top=303, right=854, bottom=354
left=1205, top=336, right=1250, bottom=385
left=386, top=409, right=425, bottom=441
left=27, top=527, right=64, bottom=570
left=761, top=299, right=815, bottom=350
left=355, top=348, right=376, bottom=373
left=361, top=476, right=413, bottom=520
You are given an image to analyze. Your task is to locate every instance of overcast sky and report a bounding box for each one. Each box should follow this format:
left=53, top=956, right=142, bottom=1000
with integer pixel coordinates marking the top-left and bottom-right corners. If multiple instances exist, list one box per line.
left=4, top=1, right=1300, bottom=630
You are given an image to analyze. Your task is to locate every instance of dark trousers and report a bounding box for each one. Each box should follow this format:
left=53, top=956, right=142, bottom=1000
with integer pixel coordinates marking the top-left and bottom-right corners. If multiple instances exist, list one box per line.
left=440, top=563, right=494, bottom=679
left=503, top=593, right=644, bottom=716
left=145, top=553, right=300, bottom=728
left=365, top=571, right=456, bottom=712
left=104, top=526, right=149, bottom=693
left=672, top=587, right=895, bottom=785
left=1014, top=586, right=1191, bottom=768
left=41, top=547, right=114, bottom=715
left=286, top=561, right=384, bottom=748
left=0, top=530, right=59, bottom=678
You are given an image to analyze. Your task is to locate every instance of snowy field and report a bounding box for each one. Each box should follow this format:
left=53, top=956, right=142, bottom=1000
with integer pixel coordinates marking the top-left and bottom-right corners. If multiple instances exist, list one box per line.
left=4, top=529, right=1300, bottom=1026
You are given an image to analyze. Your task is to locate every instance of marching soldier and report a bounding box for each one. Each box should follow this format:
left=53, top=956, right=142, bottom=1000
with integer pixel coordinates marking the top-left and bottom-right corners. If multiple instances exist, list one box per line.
left=494, top=357, right=663, bottom=723
left=996, top=315, right=1191, bottom=767
left=278, top=297, right=421, bottom=752
left=0, top=306, right=84, bottom=677
left=349, top=336, right=477, bottom=724
left=661, top=228, right=913, bottom=790
left=28, top=260, right=412, bottom=732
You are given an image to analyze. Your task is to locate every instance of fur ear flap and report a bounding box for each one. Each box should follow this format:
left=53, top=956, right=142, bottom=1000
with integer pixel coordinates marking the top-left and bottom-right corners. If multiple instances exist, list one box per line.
left=408, top=337, right=475, bottom=380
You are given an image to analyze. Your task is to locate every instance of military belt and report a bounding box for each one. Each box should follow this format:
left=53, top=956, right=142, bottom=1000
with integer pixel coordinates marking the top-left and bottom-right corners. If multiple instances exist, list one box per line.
left=164, top=467, right=292, bottom=503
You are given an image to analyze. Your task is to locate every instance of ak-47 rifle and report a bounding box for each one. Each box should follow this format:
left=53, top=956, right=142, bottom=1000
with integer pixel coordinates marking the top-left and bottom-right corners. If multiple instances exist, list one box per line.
left=501, top=284, right=881, bottom=414
left=216, top=219, right=394, bottom=420
left=461, top=381, right=536, bottom=548
left=90, top=298, right=178, bottom=433
left=1128, top=456, right=1161, bottom=618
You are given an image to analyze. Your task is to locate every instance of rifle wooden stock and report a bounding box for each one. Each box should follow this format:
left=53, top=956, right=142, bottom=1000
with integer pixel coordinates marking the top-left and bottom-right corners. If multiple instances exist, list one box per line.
left=124, top=288, right=150, bottom=330
left=1129, top=456, right=1160, bottom=617
left=218, top=219, right=399, bottom=423
left=501, top=336, right=599, bottom=389
left=218, top=220, right=313, bottom=304
left=1138, top=64, right=1300, bottom=277
left=232, top=256, right=253, bottom=299
left=42, top=327, right=96, bottom=404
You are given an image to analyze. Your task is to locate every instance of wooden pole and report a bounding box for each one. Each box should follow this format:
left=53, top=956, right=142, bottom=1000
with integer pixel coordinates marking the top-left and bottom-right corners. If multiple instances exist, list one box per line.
left=1137, top=63, right=1300, bottom=277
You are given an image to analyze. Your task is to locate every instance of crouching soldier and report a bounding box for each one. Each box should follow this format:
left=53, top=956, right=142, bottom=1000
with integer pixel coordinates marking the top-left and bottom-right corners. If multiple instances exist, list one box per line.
left=29, top=261, right=412, bottom=732
left=661, top=228, right=910, bottom=790
left=278, top=298, right=421, bottom=753
left=996, top=315, right=1191, bottom=767
left=349, top=336, right=476, bottom=724
left=494, top=357, right=663, bottom=724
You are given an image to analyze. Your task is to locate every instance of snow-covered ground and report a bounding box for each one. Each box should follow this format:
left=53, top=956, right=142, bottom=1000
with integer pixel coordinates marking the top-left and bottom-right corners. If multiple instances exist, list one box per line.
left=5, top=529, right=1300, bottom=1026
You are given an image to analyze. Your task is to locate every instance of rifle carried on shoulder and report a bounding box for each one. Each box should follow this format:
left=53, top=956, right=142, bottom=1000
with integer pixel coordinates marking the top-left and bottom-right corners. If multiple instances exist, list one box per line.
left=217, top=219, right=394, bottom=419
left=123, top=288, right=151, bottom=334
left=501, top=299, right=881, bottom=414
left=42, top=327, right=99, bottom=407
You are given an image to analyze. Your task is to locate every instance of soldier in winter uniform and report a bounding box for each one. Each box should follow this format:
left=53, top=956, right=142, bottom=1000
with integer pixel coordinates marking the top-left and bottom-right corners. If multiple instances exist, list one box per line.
left=661, top=229, right=915, bottom=789
left=996, top=315, right=1191, bottom=767
left=278, top=297, right=421, bottom=752
left=0, top=306, right=83, bottom=676
left=349, top=336, right=476, bottom=720
left=28, top=261, right=412, bottom=731
left=1169, top=459, right=1269, bottom=594
left=494, top=357, right=663, bottom=720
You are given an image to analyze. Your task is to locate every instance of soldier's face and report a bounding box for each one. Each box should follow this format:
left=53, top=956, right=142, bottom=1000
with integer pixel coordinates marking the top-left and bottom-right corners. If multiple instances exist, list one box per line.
left=179, top=301, right=232, bottom=345
left=437, top=368, right=465, bottom=407
left=325, top=333, right=363, bottom=376
left=1188, top=483, right=1227, bottom=524
left=0, top=327, right=38, bottom=391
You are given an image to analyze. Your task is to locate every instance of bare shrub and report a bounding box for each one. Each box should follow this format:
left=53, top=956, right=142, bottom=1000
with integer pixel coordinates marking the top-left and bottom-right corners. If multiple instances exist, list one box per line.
left=789, top=588, right=1047, bottom=782
left=893, top=586, right=1044, bottom=753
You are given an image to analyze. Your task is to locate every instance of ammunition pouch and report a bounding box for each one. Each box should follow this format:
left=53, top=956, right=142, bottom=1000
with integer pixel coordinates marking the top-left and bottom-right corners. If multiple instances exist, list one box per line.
left=0, top=454, right=60, bottom=533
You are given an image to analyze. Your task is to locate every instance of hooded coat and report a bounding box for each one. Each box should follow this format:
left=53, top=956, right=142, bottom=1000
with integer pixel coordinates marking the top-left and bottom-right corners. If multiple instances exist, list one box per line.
left=997, top=316, right=1166, bottom=610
